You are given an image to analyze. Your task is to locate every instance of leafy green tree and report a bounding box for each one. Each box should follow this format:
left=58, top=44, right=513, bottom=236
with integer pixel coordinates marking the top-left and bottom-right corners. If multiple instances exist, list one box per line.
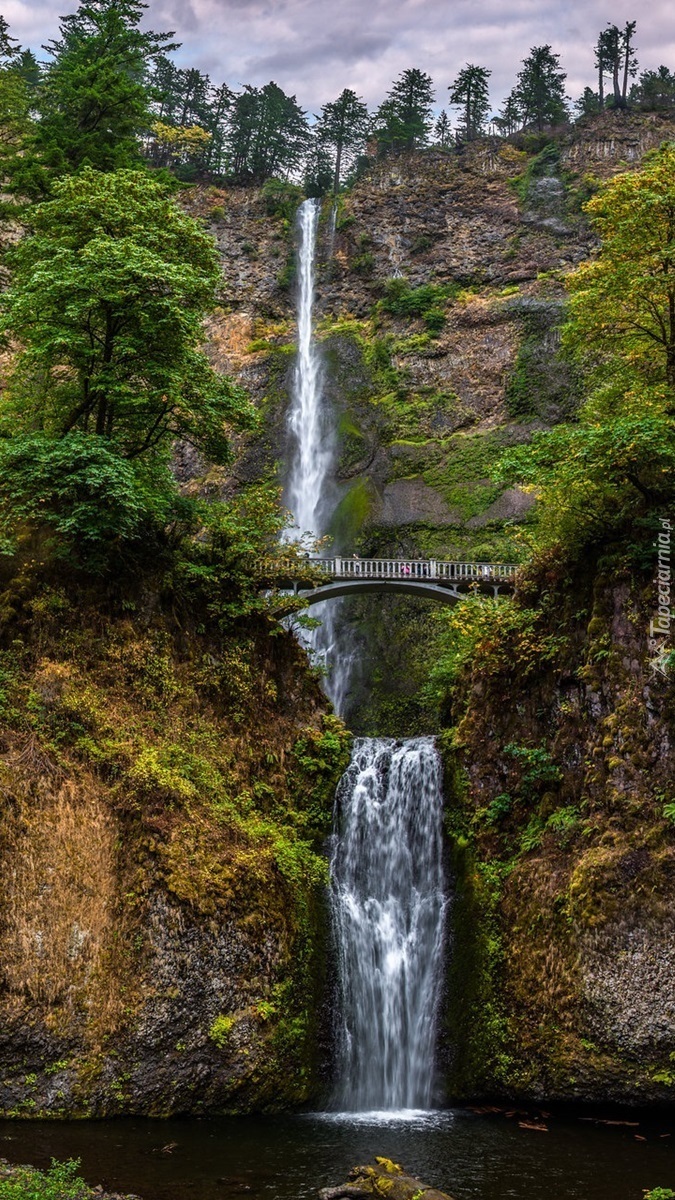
left=499, top=417, right=675, bottom=553
left=0, top=169, right=253, bottom=461
left=315, top=88, right=370, bottom=193
left=36, top=0, right=177, bottom=174
left=375, top=68, right=434, bottom=154
left=564, top=144, right=675, bottom=399
left=227, top=82, right=310, bottom=183
left=448, top=64, right=491, bottom=141
left=512, top=45, right=568, bottom=131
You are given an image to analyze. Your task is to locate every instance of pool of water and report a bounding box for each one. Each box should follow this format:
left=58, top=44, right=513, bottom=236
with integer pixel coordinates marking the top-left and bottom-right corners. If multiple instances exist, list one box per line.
left=0, top=1108, right=673, bottom=1200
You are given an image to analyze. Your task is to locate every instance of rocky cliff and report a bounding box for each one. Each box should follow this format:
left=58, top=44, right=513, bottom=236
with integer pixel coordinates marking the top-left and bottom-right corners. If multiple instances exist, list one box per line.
left=200, top=109, right=675, bottom=732
left=0, top=568, right=348, bottom=1116
left=442, top=552, right=675, bottom=1105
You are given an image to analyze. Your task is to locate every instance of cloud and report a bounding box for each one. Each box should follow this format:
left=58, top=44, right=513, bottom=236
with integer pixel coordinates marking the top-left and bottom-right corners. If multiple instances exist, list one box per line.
left=5, top=0, right=675, bottom=113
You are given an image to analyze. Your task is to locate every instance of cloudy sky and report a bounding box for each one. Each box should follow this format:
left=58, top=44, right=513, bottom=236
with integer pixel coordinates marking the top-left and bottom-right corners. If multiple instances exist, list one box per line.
left=4, top=0, right=674, bottom=115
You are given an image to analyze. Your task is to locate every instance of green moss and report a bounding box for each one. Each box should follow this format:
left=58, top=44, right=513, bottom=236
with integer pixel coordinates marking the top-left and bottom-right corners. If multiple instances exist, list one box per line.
left=329, top=479, right=375, bottom=545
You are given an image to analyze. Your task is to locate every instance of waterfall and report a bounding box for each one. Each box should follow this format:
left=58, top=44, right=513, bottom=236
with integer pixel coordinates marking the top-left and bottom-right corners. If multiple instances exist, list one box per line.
left=283, top=199, right=334, bottom=542
left=330, top=738, right=448, bottom=1112
left=282, top=198, right=352, bottom=712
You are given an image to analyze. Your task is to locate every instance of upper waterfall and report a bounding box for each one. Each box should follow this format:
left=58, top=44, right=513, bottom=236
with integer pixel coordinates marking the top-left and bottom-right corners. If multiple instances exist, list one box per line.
left=283, top=198, right=334, bottom=545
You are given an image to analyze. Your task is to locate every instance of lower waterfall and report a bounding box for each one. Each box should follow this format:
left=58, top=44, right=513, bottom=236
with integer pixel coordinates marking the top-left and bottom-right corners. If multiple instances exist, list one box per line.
left=329, top=737, right=448, bottom=1112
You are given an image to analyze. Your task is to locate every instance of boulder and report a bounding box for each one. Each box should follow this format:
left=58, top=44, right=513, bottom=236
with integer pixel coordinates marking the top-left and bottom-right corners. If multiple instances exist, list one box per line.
left=319, top=1157, right=454, bottom=1200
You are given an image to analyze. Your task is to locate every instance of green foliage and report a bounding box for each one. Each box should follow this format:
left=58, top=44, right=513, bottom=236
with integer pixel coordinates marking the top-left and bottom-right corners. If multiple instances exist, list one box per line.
left=209, top=1014, right=235, bottom=1049
left=509, top=45, right=569, bottom=132
left=504, top=742, right=563, bottom=800
left=36, top=0, right=175, bottom=176
left=631, top=66, right=675, bottom=114
left=1, top=168, right=253, bottom=462
left=663, top=802, right=675, bottom=825
left=565, top=144, right=675, bottom=396
left=261, top=177, right=304, bottom=221
left=499, top=417, right=675, bottom=555
left=227, top=82, right=310, bottom=184
left=644, top=1191, right=675, bottom=1200
left=0, top=1158, right=89, bottom=1200
left=315, top=88, right=370, bottom=193
left=448, top=65, right=491, bottom=141
left=379, top=278, right=455, bottom=326
left=374, top=68, right=435, bottom=155
left=0, top=433, right=174, bottom=569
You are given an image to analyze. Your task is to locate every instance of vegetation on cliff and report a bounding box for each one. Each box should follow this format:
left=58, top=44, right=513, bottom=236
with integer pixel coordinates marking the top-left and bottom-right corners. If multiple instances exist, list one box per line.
left=0, top=0, right=349, bottom=1120
left=432, top=145, right=675, bottom=1103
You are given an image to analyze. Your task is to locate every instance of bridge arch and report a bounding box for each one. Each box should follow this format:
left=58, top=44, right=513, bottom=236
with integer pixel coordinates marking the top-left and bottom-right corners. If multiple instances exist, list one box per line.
left=296, top=579, right=473, bottom=605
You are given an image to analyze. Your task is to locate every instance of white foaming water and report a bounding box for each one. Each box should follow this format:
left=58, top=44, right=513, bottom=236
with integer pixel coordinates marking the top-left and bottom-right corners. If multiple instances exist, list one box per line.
left=330, top=738, right=448, bottom=1112
left=283, top=199, right=333, bottom=544
left=282, top=198, right=351, bottom=711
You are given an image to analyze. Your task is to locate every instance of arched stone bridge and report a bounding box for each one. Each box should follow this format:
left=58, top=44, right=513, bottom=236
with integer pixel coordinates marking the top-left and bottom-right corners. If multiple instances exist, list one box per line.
left=264, top=557, right=518, bottom=606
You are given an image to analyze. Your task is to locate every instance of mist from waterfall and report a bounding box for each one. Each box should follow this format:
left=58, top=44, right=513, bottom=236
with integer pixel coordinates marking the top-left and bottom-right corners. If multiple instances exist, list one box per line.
left=330, top=738, right=448, bottom=1112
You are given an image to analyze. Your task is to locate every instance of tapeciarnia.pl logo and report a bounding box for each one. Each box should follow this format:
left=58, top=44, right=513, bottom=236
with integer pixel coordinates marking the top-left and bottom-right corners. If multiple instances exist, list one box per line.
left=649, top=517, right=673, bottom=677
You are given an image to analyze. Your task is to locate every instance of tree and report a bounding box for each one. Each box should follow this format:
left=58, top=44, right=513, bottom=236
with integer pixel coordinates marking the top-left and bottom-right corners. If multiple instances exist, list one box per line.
left=0, top=169, right=253, bottom=461
left=433, top=111, right=452, bottom=148
left=593, top=28, right=614, bottom=110
left=575, top=87, right=601, bottom=118
left=374, top=68, right=435, bottom=154
left=448, top=64, right=491, bottom=141
left=0, top=17, right=37, bottom=202
left=0, top=14, right=19, bottom=61
left=631, top=66, right=675, bottom=115
left=563, top=144, right=675, bottom=400
left=315, top=88, right=370, bottom=193
left=36, top=0, right=177, bottom=173
left=601, top=21, right=638, bottom=109
left=494, top=92, right=523, bottom=136
left=227, top=82, right=310, bottom=183
left=512, top=45, right=568, bottom=131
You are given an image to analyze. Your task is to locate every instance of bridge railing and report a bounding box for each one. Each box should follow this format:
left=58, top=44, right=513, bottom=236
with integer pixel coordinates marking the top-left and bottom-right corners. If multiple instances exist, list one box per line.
left=310, top=558, right=518, bottom=583
left=254, top=556, right=518, bottom=585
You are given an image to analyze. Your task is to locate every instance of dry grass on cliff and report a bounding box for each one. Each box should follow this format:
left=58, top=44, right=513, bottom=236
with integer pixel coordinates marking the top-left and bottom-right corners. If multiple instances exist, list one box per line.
left=0, top=753, right=128, bottom=1034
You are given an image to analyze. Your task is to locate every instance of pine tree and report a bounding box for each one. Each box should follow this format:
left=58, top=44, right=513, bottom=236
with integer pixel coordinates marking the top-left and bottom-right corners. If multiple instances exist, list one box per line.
left=594, top=28, right=614, bottom=110
left=315, top=88, right=370, bottom=193
left=513, top=45, right=568, bottom=131
left=375, top=68, right=435, bottom=154
left=448, top=64, right=491, bottom=141
left=601, top=21, right=638, bottom=108
left=227, top=82, right=310, bottom=183
left=37, top=0, right=177, bottom=173
left=494, top=92, right=523, bottom=136
left=630, top=66, right=675, bottom=115
left=433, top=111, right=452, bottom=148
left=575, top=87, right=601, bottom=118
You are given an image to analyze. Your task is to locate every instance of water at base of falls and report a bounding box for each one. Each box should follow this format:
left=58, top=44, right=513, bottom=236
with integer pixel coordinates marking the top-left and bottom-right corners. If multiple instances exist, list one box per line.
left=329, top=737, right=448, bottom=1113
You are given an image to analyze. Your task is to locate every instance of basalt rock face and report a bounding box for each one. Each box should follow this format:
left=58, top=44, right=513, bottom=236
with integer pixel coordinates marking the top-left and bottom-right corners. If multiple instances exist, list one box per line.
left=203, top=112, right=675, bottom=554
left=442, top=560, right=675, bottom=1106
left=0, top=581, right=349, bottom=1117
left=195, top=114, right=675, bottom=734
